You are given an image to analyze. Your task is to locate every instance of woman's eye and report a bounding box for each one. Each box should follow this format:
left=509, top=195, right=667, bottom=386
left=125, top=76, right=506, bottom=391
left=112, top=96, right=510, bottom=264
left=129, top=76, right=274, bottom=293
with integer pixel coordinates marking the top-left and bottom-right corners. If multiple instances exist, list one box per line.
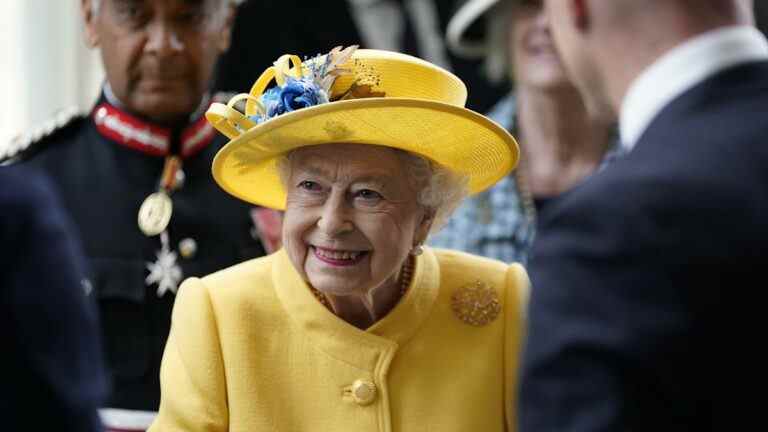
left=298, top=180, right=321, bottom=191
left=356, top=189, right=382, bottom=201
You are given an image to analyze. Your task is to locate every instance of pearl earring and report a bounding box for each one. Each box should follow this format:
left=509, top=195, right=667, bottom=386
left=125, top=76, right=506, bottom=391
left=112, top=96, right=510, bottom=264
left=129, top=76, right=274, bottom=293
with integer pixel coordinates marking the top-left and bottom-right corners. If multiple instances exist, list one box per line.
left=410, top=245, right=424, bottom=256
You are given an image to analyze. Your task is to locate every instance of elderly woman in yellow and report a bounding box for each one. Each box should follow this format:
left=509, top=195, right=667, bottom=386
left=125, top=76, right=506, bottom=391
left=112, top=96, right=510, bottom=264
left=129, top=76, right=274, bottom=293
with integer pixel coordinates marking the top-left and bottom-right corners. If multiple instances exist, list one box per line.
left=149, top=46, right=527, bottom=431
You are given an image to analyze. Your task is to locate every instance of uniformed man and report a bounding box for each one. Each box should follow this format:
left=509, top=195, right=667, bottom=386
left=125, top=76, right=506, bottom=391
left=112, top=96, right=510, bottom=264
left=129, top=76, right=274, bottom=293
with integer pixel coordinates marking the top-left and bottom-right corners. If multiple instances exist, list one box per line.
left=1, top=0, right=266, bottom=430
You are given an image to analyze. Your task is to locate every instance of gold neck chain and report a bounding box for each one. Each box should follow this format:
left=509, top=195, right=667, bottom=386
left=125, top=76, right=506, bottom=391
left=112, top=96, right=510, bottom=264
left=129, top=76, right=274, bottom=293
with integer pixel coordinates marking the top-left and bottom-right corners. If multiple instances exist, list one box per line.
left=513, top=153, right=537, bottom=226
left=510, top=112, right=537, bottom=226
left=309, top=255, right=415, bottom=313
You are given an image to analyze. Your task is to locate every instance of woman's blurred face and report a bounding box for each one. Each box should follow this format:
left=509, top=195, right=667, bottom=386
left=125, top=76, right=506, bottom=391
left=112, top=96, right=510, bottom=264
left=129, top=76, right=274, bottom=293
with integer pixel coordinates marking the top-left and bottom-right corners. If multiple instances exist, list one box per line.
left=282, top=144, right=431, bottom=298
left=508, top=0, right=570, bottom=89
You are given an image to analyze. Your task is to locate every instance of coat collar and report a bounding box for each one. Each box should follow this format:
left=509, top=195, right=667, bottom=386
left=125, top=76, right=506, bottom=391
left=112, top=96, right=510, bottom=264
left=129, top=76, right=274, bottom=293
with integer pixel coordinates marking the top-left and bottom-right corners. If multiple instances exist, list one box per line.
left=271, top=248, right=441, bottom=371
left=620, top=26, right=768, bottom=151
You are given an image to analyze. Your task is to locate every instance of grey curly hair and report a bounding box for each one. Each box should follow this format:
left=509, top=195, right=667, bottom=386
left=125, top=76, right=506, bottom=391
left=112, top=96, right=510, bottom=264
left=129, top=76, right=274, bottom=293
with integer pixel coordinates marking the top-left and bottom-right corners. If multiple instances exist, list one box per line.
left=394, top=150, right=469, bottom=234
left=277, top=147, right=469, bottom=236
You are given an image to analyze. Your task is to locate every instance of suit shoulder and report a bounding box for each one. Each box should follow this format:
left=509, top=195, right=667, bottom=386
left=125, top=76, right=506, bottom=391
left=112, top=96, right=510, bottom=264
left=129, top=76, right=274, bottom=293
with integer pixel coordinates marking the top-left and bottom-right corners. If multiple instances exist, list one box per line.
left=432, top=247, right=524, bottom=295
left=1, top=107, right=87, bottom=164
left=174, top=255, right=275, bottom=305
left=175, top=254, right=281, bottom=325
left=198, top=254, right=276, bottom=293
left=0, top=166, right=59, bottom=214
left=433, top=247, right=509, bottom=273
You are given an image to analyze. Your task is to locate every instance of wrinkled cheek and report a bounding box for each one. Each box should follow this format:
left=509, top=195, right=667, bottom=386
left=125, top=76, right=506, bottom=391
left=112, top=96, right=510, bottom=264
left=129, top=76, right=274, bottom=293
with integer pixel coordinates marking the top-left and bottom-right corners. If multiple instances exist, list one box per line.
left=285, top=236, right=310, bottom=280
left=368, top=226, right=412, bottom=278
left=282, top=210, right=314, bottom=277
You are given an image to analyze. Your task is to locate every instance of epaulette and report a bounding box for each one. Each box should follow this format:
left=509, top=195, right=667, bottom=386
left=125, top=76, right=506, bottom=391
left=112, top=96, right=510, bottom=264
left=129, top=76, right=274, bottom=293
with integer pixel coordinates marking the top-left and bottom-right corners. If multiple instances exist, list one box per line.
left=1, top=106, right=86, bottom=165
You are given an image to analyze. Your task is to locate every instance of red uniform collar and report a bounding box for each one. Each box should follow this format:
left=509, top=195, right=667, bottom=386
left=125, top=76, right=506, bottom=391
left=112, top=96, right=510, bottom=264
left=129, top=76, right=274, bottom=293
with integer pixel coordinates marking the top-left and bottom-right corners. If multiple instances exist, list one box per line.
left=92, top=102, right=216, bottom=158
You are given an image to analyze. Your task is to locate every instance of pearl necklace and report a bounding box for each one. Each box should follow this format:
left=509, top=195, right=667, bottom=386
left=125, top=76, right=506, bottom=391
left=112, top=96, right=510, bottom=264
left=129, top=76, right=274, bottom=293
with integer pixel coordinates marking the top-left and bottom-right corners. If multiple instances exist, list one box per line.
left=309, top=256, right=415, bottom=312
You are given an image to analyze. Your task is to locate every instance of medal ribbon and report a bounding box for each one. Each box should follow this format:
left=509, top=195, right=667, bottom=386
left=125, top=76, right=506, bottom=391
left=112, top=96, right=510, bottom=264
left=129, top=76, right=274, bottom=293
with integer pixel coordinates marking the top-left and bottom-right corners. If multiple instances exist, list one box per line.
left=160, top=155, right=183, bottom=193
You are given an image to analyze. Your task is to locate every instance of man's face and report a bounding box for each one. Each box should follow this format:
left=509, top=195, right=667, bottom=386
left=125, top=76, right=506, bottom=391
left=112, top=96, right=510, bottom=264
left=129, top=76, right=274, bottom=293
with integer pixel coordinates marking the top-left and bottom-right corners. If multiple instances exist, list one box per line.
left=544, top=0, right=614, bottom=120
left=83, top=0, right=233, bottom=123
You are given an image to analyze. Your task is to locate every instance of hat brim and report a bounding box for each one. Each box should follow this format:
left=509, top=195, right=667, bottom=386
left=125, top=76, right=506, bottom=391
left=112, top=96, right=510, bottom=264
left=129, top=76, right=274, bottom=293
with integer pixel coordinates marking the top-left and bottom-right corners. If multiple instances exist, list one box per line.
left=212, top=97, right=519, bottom=210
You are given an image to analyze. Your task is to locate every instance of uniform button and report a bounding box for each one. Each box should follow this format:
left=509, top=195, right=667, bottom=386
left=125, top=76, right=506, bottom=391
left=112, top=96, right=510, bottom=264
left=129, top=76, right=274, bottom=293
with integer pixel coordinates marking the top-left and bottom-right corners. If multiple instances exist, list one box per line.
left=351, top=379, right=377, bottom=406
left=173, top=168, right=186, bottom=190
left=94, top=107, right=108, bottom=124
left=179, top=238, right=197, bottom=259
left=81, top=278, right=93, bottom=296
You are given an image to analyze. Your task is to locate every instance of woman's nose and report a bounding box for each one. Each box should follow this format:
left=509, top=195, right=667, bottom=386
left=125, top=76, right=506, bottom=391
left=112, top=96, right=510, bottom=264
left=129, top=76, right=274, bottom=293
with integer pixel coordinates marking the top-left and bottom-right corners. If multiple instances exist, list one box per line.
left=316, top=193, right=354, bottom=237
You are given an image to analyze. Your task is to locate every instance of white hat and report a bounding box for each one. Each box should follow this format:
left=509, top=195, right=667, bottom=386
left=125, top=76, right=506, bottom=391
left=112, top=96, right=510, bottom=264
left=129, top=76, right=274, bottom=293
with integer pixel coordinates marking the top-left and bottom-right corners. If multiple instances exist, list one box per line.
left=446, top=0, right=501, bottom=59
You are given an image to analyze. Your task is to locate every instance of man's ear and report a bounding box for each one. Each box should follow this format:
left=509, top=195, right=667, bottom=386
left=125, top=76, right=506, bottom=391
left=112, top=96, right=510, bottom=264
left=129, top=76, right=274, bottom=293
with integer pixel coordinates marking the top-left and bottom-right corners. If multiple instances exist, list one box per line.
left=81, top=0, right=99, bottom=48
left=217, top=4, right=237, bottom=52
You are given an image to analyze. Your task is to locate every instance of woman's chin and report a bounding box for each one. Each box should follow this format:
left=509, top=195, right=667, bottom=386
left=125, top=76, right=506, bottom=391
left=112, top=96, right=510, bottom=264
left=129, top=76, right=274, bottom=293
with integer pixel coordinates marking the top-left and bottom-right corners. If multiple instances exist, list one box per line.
left=310, top=277, right=363, bottom=297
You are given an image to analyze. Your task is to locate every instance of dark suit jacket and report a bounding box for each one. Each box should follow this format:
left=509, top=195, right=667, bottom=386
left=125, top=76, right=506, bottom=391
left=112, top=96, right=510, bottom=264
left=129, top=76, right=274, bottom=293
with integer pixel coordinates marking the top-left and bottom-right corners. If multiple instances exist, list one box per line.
left=0, top=165, right=107, bottom=431
left=520, top=61, right=768, bottom=431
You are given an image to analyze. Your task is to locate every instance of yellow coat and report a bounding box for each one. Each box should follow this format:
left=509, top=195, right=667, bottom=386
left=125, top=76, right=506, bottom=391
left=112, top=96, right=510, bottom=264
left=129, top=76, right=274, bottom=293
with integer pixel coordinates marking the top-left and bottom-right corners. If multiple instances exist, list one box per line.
left=149, top=247, right=529, bottom=431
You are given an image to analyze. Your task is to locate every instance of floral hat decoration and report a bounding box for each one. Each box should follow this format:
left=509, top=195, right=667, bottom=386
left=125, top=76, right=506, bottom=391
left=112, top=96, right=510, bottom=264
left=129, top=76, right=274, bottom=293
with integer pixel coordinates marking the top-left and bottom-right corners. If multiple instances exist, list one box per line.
left=206, top=46, right=519, bottom=210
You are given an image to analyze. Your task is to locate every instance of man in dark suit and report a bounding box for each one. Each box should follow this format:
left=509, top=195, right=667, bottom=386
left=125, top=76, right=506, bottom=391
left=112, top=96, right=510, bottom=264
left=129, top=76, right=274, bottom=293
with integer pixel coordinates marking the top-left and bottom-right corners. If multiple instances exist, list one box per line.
left=520, top=0, right=767, bottom=430
left=1, top=166, right=107, bottom=431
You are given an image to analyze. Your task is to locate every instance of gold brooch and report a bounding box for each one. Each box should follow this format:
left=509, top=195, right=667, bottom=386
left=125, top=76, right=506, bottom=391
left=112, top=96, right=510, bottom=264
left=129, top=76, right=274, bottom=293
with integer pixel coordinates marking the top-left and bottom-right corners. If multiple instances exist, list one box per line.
left=451, top=280, right=501, bottom=326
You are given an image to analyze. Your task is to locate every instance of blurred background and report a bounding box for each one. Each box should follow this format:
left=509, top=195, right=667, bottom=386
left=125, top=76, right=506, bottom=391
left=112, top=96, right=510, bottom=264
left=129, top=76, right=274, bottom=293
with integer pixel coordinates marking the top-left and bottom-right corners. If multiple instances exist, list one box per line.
left=0, top=0, right=103, bottom=147
left=0, top=0, right=766, bottom=152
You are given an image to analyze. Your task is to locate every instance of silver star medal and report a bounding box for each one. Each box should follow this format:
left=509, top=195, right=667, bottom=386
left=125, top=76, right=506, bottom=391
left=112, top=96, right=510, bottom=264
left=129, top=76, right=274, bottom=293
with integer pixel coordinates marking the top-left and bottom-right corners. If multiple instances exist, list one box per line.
left=146, top=231, right=183, bottom=297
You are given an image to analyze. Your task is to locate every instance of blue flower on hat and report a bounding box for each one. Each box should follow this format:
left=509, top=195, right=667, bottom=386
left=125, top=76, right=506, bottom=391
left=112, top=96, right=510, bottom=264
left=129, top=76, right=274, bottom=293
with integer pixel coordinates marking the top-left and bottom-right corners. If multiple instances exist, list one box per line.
left=261, top=87, right=284, bottom=118
left=246, top=46, right=357, bottom=124
left=281, top=78, right=322, bottom=112
left=250, top=78, right=328, bottom=124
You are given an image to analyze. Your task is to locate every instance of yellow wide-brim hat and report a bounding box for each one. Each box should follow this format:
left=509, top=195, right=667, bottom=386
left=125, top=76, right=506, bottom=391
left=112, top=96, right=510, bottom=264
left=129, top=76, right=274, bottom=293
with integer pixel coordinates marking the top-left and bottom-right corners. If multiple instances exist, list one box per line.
left=206, top=47, right=518, bottom=210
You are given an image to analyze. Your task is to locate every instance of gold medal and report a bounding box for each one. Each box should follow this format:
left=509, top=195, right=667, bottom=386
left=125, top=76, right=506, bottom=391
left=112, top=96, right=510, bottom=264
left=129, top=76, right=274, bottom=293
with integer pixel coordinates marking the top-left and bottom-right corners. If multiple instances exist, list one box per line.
left=138, top=191, right=173, bottom=236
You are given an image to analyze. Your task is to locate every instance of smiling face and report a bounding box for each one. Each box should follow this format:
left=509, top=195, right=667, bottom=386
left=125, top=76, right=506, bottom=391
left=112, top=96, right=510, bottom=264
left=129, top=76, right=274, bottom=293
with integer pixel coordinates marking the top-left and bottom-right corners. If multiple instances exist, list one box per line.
left=509, top=0, right=570, bottom=90
left=82, top=0, right=233, bottom=123
left=282, top=144, right=432, bottom=299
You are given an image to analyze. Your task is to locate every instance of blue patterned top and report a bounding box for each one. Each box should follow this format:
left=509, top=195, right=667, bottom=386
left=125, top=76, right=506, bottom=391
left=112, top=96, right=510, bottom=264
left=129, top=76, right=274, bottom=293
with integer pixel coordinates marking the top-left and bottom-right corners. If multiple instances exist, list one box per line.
left=429, top=93, right=622, bottom=264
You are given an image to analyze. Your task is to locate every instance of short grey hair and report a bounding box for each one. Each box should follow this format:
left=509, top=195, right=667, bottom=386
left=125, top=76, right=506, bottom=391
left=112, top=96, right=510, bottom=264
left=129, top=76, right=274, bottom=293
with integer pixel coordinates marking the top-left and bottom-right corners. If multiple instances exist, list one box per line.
left=91, top=0, right=244, bottom=16
left=277, top=147, right=469, bottom=236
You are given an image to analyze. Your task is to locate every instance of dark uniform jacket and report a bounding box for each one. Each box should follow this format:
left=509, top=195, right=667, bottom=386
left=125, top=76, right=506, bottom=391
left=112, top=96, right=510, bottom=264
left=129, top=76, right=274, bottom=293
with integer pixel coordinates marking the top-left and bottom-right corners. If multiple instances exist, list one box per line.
left=5, top=94, right=266, bottom=411
left=520, top=61, right=768, bottom=430
left=1, top=165, right=107, bottom=431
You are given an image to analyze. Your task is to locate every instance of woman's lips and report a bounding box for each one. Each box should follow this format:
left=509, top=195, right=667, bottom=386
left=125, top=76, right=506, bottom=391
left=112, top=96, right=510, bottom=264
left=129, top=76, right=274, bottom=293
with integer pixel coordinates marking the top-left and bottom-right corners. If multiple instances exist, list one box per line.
left=311, top=246, right=368, bottom=267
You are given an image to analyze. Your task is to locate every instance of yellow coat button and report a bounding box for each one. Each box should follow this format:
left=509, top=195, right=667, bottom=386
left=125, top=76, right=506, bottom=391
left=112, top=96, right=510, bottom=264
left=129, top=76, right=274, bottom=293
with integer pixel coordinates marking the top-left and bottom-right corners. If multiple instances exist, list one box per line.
left=351, top=379, right=377, bottom=406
